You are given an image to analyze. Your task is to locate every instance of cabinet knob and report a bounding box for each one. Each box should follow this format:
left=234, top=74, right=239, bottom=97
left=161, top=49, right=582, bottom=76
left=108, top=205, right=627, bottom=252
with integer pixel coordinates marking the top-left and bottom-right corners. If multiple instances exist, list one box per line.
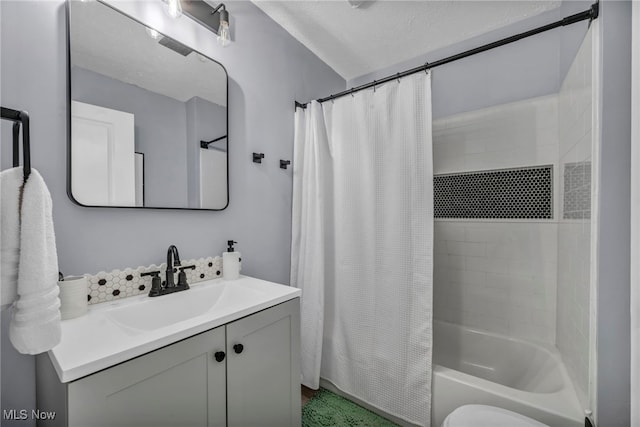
left=233, top=343, right=244, bottom=354
left=214, top=351, right=226, bottom=362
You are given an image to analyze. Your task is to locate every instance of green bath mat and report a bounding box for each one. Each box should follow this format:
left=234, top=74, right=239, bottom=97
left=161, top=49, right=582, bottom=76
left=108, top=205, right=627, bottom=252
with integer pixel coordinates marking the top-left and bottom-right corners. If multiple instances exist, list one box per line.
left=302, top=389, right=399, bottom=427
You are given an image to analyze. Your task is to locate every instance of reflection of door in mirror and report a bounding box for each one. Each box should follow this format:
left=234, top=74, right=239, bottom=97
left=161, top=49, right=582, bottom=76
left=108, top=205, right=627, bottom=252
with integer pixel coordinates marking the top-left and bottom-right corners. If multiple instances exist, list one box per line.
left=71, top=101, right=136, bottom=206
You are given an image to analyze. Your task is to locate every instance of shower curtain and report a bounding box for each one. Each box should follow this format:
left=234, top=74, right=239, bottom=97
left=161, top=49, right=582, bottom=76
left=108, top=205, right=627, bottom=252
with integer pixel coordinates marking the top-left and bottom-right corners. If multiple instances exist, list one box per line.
left=291, top=101, right=331, bottom=390
left=291, top=72, right=433, bottom=426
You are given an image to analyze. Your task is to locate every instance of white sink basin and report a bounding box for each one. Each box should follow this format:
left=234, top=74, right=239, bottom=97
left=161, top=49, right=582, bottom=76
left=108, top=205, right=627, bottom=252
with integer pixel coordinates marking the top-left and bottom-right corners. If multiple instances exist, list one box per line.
left=106, top=281, right=264, bottom=331
left=50, top=275, right=301, bottom=383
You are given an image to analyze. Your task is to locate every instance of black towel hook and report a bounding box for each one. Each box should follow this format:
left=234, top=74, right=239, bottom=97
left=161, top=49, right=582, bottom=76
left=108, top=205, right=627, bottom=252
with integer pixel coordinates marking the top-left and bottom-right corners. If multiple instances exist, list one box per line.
left=280, top=160, right=291, bottom=169
left=253, top=152, right=265, bottom=164
left=1, top=107, right=31, bottom=182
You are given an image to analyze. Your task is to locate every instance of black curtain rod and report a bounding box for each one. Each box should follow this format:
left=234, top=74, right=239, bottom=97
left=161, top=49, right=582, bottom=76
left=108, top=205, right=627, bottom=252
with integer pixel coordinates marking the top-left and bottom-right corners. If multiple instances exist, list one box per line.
left=295, top=2, right=598, bottom=108
left=200, top=134, right=227, bottom=149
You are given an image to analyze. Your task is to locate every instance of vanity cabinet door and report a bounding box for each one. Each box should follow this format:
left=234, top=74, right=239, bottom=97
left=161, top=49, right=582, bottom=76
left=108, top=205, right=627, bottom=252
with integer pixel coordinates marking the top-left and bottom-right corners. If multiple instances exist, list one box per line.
left=226, top=299, right=301, bottom=427
left=68, top=326, right=227, bottom=427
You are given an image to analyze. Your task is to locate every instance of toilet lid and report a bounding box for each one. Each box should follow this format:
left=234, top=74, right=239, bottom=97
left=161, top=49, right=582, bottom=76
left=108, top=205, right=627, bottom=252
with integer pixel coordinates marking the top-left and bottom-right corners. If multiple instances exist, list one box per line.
left=442, top=405, right=550, bottom=427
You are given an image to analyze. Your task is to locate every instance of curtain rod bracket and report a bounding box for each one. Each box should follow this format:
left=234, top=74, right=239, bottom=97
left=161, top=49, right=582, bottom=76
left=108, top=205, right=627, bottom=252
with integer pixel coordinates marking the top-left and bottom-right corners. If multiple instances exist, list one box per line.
left=589, top=1, right=599, bottom=26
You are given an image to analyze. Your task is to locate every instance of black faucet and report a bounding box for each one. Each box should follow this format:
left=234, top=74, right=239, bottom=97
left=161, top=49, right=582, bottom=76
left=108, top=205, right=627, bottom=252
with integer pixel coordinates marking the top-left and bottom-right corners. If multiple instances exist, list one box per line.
left=144, top=245, right=195, bottom=297
left=165, top=245, right=181, bottom=288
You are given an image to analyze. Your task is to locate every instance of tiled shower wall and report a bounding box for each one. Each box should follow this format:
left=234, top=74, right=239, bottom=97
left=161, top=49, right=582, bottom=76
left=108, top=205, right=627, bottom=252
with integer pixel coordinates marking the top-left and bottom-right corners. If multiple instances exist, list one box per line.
left=556, top=29, right=593, bottom=409
left=433, top=95, right=560, bottom=344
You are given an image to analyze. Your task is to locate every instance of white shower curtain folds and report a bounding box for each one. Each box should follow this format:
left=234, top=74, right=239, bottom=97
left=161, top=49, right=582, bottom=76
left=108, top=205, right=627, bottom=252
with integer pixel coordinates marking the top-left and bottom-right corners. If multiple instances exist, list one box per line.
left=291, top=101, right=331, bottom=390
left=291, top=73, right=434, bottom=426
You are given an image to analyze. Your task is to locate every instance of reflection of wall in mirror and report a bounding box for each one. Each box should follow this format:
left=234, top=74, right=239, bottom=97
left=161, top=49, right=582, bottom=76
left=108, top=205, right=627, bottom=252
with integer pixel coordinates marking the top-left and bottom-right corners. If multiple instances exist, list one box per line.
left=71, top=66, right=226, bottom=208
left=200, top=146, right=227, bottom=209
left=186, top=96, right=227, bottom=209
left=134, top=152, right=144, bottom=207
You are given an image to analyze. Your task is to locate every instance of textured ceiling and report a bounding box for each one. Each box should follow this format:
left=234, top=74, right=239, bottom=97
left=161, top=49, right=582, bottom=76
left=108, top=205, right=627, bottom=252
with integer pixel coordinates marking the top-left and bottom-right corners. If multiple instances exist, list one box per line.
left=70, top=1, right=227, bottom=106
left=252, top=0, right=561, bottom=80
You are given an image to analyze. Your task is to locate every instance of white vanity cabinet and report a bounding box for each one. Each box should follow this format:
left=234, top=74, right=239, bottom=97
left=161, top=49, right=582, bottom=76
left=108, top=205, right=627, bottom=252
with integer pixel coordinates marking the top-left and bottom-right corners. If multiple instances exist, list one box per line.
left=37, top=298, right=301, bottom=427
left=67, top=326, right=227, bottom=427
left=226, top=299, right=301, bottom=427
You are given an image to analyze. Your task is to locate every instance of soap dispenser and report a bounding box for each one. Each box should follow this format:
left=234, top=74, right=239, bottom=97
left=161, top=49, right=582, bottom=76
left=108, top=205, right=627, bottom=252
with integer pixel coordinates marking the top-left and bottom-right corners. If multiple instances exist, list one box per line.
left=223, top=240, right=241, bottom=280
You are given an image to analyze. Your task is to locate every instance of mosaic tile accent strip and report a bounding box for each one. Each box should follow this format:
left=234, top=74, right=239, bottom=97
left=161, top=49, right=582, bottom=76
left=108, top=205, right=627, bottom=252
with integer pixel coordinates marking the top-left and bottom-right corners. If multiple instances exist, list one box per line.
left=434, top=165, right=553, bottom=219
left=563, top=161, right=591, bottom=220
left=85, top=256, right=223, bottom=305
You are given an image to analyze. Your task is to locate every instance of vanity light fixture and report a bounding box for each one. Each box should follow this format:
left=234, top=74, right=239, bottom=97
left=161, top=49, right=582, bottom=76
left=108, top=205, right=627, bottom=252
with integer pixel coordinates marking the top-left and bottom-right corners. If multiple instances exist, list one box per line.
left=212, top=3, right=230, bottom=47
left=163, top=0, right=183, bottom=19
left=182, top=1, right=232, bottom=47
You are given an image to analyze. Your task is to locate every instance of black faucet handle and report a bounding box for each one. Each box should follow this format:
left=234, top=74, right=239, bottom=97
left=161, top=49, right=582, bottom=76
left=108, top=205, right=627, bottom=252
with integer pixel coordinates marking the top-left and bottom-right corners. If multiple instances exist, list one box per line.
left=175, top=265, right=194, bottom=289
left=178, top=271, right=186, bottom=287
left=141, top=270, right=161, bottom=277
left=148, top=275, right=163, bottom=297
left=142, top=270, right=163, bottom=296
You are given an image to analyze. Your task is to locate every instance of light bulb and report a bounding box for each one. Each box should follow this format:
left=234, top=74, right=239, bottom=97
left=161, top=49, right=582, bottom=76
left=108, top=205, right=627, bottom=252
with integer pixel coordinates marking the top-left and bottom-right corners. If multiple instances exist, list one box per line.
left=217, top=20, right=230, bottom=47
left=164, top=0, right=182, bottom=19
left=145, top=27, right=161, bottom=40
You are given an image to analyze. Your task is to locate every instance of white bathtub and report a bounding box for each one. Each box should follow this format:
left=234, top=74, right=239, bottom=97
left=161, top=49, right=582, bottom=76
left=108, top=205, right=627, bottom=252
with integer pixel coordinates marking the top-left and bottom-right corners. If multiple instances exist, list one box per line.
left=432, top=320, right=584, bottom=427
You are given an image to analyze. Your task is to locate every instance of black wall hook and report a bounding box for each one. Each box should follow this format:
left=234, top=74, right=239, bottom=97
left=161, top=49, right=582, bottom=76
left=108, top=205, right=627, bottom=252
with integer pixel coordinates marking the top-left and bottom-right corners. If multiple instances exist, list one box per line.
left=1, top=107, right=31, bottom=182
left=253, top=153, right=265, bottom=163
left=280, top=160, right=291, bottom=169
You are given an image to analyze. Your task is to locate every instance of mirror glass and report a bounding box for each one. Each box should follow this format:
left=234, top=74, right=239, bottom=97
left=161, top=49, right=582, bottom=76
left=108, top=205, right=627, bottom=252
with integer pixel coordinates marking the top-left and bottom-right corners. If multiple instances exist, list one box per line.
left=67, top=0, right=228, bottom=210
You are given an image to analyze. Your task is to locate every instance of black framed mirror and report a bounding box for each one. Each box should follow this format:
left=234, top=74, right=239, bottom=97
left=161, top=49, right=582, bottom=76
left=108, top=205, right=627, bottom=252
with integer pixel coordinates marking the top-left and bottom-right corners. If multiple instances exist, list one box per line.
left=67, top=0, right=228, bottom=210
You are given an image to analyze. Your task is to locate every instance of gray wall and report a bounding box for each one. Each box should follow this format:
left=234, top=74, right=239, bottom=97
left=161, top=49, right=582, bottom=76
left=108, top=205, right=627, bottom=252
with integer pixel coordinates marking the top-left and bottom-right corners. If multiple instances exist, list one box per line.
left=596, top=1, right=631, bottom=426
left=350, top=1, right=591, bottom=120
left=0, top=0, right=344, bottom=418
left=72, top=66, right=189, bottom=207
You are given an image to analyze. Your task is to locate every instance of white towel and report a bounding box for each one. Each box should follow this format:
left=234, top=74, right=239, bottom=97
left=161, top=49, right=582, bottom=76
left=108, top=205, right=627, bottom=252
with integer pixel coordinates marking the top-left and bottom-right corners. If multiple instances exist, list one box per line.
left=1, top=168, right=22, bottom=306
left=8, top=168, right=61, bottom=355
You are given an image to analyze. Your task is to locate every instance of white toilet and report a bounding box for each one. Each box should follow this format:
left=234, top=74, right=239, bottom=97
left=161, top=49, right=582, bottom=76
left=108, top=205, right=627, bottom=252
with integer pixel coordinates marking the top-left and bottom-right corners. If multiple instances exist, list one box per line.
left=442, top=405, right=550, bottom=427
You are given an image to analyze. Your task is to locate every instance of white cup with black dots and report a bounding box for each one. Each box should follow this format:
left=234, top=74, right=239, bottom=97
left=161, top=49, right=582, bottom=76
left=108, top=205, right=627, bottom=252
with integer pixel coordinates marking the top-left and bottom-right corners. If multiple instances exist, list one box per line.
left=58, top=276, right=88, bottom=320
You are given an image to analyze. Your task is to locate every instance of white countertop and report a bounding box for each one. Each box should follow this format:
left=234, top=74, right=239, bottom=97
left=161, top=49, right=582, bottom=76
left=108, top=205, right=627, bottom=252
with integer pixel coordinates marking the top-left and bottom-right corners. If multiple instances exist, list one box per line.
left=49, top=275, right=300, bottom=383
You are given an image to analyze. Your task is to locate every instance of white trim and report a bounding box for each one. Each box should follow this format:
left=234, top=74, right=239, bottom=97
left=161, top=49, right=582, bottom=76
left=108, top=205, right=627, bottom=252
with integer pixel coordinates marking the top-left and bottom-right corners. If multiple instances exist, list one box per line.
left=588, top=18, right=601, bottom=425
left=630, top=2, right=640, bottom=425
